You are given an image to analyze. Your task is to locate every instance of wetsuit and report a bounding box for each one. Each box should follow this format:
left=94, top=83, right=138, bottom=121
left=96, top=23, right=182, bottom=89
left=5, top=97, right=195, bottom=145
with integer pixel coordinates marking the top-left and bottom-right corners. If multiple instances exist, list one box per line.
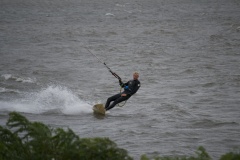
left=105, top=79, right=141, bottom=111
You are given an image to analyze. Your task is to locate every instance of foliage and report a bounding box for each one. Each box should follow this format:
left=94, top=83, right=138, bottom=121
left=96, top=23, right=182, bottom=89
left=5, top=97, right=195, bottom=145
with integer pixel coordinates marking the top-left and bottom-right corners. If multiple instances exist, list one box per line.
left=0, top=112, right=239, bottom=160
left=0, top=112, right=132, bottom=160
left=140, top=146, right=239, bottom=160
left=140, top=146, right=210, bottom=160
left=220, top=151, right=240, bottom=160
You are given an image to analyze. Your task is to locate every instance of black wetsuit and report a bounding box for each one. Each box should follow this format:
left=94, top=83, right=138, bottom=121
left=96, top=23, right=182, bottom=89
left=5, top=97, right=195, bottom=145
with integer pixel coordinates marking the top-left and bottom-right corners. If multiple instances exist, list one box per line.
left=105, top=79, right=141, bottom=111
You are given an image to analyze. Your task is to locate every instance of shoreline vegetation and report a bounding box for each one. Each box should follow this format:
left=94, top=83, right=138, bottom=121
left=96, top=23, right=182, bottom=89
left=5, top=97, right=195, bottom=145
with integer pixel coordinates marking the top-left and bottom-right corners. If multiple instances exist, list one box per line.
left=0, top=112, right=239, bottom=160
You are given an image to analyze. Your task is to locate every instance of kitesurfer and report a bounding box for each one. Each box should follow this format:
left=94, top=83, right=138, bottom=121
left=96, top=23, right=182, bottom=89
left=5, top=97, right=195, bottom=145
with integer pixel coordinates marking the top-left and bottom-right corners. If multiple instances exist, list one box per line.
left=105, top=72, right=141, bottom=111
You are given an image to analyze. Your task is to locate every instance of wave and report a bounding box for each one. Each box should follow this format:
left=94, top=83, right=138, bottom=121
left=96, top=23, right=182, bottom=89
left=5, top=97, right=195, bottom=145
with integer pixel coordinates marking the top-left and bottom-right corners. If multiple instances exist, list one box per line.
left=191, top=118, right=239, bottom=128
left=0, top=85, right=92, bottom=115
left=105, top=13, right=115, bottom=16
left=1, top=74, right=36, bottom=83
left=0, top=87, right=19, bottom=93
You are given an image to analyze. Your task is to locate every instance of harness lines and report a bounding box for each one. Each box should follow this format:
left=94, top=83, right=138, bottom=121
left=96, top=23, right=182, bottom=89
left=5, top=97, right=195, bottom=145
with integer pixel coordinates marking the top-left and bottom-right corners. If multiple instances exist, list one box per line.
left=86, top=48, right=127, bottom=107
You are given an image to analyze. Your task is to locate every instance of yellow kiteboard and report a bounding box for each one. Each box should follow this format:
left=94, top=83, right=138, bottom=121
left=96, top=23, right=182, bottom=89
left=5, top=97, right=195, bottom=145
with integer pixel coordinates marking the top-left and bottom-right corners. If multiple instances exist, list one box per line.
left=92, top=104, right=106, bottom=115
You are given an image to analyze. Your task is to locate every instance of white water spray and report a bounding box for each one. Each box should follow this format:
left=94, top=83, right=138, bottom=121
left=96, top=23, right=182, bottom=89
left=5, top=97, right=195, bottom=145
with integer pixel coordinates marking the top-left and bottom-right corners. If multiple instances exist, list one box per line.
left=0, top=85, right=92, bottom=115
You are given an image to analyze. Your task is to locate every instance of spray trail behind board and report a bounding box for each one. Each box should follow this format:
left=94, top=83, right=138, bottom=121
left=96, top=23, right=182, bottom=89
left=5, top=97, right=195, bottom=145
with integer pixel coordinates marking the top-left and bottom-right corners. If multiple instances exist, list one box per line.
left=0, top=84, right=92, bottom=115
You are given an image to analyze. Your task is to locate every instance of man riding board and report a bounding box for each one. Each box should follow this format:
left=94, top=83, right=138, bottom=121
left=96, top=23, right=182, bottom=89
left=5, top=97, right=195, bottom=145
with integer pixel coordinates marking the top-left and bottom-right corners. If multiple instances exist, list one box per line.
left=105, top=72, right=141, bottom=111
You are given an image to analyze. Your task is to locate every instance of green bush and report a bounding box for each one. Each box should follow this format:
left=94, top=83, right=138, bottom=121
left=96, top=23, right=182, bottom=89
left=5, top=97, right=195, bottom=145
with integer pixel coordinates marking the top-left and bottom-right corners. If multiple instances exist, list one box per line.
left=141, top=147, right=240, bottom=160
left=0, top=112, right=239, bottom=160
left=220, top=151, right=240, bottom=160
left=0, top=112, right=133, bottom=160
left=140, top=146, right=211, bottom=160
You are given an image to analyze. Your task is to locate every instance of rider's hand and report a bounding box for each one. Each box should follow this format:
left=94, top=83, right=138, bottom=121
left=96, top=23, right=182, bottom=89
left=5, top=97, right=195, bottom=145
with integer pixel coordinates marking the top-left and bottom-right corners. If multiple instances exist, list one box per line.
left=119, top=80, right=124, bottom=86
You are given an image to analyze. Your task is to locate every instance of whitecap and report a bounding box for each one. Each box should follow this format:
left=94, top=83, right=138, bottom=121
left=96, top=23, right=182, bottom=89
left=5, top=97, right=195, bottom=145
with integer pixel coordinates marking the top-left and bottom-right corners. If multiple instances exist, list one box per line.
left=16, top=77, right=36, bottom=83
left=105, top=13, right=115, bottom=16
left=237, top=26, right=240, bottom=31
left=1, top=74, right=36, bottom=83
left=0, top=87, right=6, bottom=93
left=1, top=74, right=12, bottom=80
left=0, top=87, right=19, bottom=93
left=116, top=4, right=125, bottom=7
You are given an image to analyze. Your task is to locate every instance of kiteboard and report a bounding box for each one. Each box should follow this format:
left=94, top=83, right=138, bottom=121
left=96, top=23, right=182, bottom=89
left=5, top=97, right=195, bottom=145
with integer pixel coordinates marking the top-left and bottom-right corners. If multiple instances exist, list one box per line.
left=92, top=104, right=106, bottom=115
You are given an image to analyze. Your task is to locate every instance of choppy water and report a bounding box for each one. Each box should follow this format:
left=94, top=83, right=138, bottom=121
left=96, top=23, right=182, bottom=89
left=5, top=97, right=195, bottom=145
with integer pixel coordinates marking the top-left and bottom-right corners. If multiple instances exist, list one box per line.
left=0, top=0, right=240, bottom=159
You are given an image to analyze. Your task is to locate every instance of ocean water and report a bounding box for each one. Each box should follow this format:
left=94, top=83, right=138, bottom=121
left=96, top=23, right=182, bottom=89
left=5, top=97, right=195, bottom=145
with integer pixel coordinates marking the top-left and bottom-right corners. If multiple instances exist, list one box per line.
left=0, top=0, right=240, bottom=159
